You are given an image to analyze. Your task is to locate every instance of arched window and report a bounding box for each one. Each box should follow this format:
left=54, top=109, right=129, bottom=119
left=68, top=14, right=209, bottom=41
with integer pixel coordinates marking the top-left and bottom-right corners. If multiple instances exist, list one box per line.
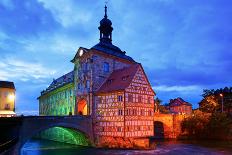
left=103, top=62, right=109, bottom=72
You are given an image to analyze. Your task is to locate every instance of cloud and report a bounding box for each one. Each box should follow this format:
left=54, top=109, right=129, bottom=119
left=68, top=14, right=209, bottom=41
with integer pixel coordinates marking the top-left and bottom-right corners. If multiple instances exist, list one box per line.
left=0, top=58, right=56, bottom=82
left=154, top=85, right=201, bottom=92
left=38, top=0, right=94, bottom=27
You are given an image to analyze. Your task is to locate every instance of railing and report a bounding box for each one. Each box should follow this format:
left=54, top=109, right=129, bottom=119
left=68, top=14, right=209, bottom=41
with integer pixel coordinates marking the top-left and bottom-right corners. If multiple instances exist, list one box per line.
left=0, top=138, right=18, bottom=154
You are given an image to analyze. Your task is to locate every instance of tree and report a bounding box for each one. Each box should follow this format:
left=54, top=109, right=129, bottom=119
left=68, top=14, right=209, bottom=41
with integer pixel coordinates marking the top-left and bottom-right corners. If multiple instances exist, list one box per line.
left=202, top=89, right=215, bottom=98
left=154, top=98, right=170, bottom=113
left=199, top=95, right=219, bottom=113
left=154, top=97, right=162, bottom=112
left=181, top=110, right=211, bottom=139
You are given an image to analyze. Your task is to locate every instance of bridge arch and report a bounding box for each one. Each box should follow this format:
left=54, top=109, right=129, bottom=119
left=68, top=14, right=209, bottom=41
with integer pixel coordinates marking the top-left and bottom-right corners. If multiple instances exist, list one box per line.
left=154, top=114, right=174, bottom=139
left=154, top=121, right=164, bottom=139
left=19, top=122, right=93, bottom=149
left=8, top=116, right=93, bottom=154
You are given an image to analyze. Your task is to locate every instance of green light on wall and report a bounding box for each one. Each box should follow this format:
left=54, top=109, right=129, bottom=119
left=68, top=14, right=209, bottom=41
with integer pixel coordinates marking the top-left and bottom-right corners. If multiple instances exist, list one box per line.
left=36, top=127, right=90, bottom=146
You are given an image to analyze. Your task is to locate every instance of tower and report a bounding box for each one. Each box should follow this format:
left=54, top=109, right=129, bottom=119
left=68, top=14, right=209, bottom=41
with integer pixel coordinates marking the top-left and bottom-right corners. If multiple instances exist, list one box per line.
left=98, top=5, right=113, bottom=44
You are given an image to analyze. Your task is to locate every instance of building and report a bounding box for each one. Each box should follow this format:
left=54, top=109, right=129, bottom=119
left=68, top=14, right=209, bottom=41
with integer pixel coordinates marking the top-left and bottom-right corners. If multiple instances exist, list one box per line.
left=38, top=71, right=75, bottom=116
left=0, top=81, right=16, bottom=117
left=94, top=64, right=154, bottom=147
left=169, top=97, right=192, bottom=114
left=39, top=5, right=155, bottom=148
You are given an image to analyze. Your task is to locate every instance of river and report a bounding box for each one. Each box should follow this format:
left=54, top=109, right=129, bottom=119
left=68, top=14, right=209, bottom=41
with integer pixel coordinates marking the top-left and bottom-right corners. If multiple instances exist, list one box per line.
left=21, top=139, right=232, bottom=155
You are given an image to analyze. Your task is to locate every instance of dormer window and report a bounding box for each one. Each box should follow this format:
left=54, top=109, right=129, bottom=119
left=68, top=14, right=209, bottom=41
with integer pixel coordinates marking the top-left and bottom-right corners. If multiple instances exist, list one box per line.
left=107, top=79, right=113, bottom=85
left=103, top=62, right=109, bottom=72
left=122, top=75, right=129, bottom=81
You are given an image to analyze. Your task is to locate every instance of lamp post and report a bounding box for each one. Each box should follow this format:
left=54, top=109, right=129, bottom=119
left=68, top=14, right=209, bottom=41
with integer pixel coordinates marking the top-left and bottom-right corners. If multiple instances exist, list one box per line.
left=219, top=93, right=224, bottom=113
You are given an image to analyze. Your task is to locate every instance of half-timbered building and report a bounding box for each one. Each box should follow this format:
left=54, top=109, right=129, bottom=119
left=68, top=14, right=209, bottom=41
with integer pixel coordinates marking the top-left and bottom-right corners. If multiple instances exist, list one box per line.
left=94, top=64, right=155, bottom=147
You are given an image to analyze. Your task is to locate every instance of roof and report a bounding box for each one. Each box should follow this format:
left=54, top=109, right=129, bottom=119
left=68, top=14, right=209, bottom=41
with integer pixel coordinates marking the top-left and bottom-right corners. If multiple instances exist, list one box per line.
left=0, top=81, right=15, bottom=89
left=97, top=64, right=140, bottom=94
left=40, top=71, right=74, bottom=96
left=169, top=97, right=192, bottom=107
left=91, top=42, right=135, bottom=62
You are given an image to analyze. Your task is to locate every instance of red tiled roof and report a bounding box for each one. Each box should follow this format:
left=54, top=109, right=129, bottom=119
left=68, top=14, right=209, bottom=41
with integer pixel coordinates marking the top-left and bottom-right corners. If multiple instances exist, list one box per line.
left=169, top=97, right=192, bottom=107
left=96, top=64, right=140, bottom=94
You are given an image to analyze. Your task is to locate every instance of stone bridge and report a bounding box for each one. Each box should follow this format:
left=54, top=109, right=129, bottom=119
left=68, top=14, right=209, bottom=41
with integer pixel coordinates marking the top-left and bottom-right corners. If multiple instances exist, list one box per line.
left=0, top=115, right=93, bottom=154
left=153, top=113, right=189, bottom=139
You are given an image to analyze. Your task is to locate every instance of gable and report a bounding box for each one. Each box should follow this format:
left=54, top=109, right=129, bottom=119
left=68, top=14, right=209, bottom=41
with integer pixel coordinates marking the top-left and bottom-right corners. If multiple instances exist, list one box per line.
left=126, top=65, right=155, bottom=96
left=71, top=47, right=89, bottom=63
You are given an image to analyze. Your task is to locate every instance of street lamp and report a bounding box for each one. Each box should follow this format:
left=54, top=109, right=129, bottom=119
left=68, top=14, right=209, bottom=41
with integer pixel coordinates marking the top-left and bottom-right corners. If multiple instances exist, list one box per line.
left=219, top=93, right=224, bottom=113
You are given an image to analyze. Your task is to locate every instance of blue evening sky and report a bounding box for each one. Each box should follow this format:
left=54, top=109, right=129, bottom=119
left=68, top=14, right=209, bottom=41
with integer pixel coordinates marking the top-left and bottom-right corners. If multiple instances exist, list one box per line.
left=0, top=0, right=232, bottom=115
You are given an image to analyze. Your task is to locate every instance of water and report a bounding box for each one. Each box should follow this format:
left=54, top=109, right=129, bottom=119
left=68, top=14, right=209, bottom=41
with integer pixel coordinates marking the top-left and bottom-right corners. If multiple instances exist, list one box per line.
left=21, top=139, right=232, bottom=155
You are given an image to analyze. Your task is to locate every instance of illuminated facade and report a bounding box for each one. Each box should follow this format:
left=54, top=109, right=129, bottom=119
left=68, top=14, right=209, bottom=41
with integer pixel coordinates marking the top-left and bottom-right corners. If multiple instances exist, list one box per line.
left=0, top=81, right=16, bottom=117
left=38, top=6, right=155, bottom=148
left=71, top=6, right=135, bottom=116
left=94, top=64, right=155, bottom=147
left=169, top=97, right=192, bottom=114
left=38, top=71, right=75, bottom=115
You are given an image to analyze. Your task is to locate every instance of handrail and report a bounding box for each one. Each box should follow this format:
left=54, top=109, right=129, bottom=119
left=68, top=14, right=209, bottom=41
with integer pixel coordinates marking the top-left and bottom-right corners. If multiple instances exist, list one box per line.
left=0, top=138, right=18, bottom=153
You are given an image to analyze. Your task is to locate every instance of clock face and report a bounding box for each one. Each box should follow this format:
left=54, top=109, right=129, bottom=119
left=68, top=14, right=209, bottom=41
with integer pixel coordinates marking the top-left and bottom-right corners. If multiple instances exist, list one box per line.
left=79, top=49, right=84, bottom=56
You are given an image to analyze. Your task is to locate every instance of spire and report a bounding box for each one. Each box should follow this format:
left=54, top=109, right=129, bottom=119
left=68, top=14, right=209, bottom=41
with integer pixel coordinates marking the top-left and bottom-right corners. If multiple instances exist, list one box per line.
left=104, top=5, right=107, bottom=18
left=98, top=5, right=113, bottom=44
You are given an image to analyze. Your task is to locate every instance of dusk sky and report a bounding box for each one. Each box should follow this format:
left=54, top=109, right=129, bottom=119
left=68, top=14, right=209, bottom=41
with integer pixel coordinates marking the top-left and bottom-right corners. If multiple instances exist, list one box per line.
left=0, top=0, right=232, bottom=115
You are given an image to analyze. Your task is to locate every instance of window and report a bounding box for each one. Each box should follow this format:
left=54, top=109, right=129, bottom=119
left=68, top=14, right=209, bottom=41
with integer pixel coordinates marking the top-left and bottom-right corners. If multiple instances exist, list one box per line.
left=125, top=109, right=129, bottom=115
left=5, top=104, right=10, bottom=110
left=138, top=96, right=142, bottom=103
left=148, top=110, right=152, bottom=116
left=128, top=94, right=133, bottom=102
left=117, top=127, right=122, bottom=132
left=148, top=97, right=150, bottom=104
left=122, top=75, right=129, bottom=81
left=118, top=95, right=123, bottom=102
left=78, top=83, right=81, bottom=89
left=86, top=80, right=90, bottom=89
left=140, top=109, right=144, bottom=116
left=133, top=109, right=137, bottom=115
left=107, top=79, right=113, bottom=85
left=103, top=62, right=109, bottom=72
left=118, top=109, right=123, bottom=115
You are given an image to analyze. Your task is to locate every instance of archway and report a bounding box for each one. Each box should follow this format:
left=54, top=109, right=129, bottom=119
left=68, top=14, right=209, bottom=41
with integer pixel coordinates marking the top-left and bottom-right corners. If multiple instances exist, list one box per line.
left=77, top=99, right=88, bottom=115
left=154, top=121, right=164, bottom=139
left=21, top=126, right=91, bottom=154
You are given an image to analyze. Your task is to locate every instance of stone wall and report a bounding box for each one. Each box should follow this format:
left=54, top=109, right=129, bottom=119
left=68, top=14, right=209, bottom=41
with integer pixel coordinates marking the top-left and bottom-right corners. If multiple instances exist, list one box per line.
left=95, top=136, right=151, bottom=149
